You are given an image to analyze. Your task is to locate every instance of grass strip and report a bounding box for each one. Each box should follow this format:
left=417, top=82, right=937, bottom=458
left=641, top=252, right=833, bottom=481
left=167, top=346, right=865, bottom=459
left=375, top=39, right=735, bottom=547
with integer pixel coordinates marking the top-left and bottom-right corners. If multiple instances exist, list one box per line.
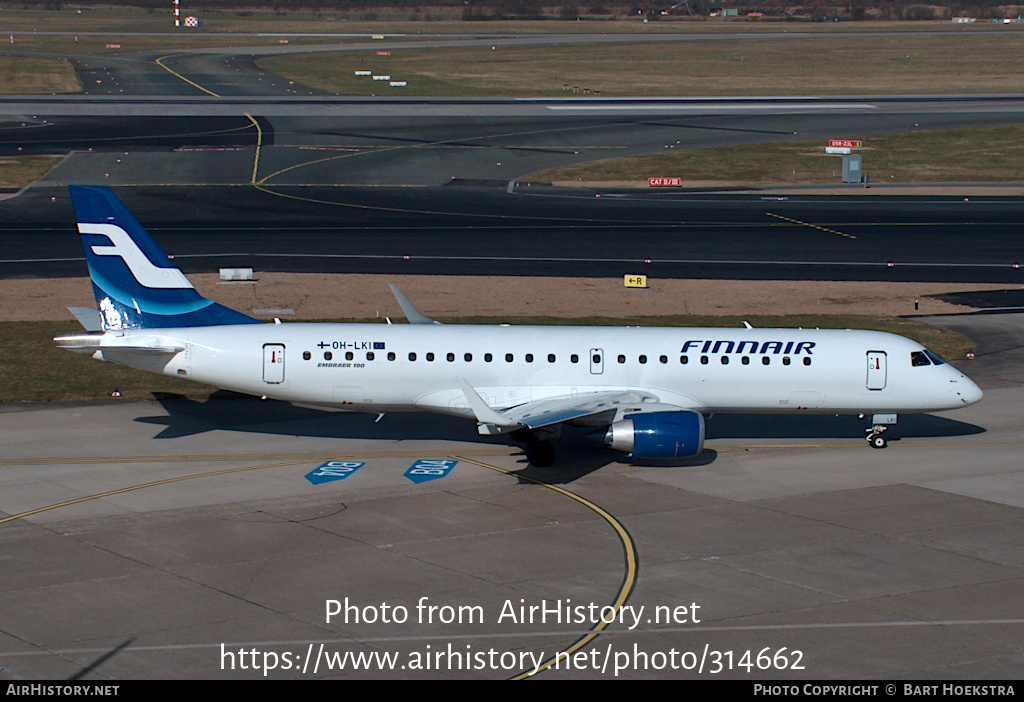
left=528, top=122, right=1024, bottom=184
left=0, top=57, right=81, bottom=94
left=258, top=34, right=1024, bottom=97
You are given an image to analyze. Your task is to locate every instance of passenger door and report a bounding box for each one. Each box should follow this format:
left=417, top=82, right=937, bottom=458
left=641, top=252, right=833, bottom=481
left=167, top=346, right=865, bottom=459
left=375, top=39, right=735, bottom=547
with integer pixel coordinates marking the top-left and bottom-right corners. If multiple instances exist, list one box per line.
left=263, top=344, right=285, bottom=384
left=866, top=351, right=886, bottom=390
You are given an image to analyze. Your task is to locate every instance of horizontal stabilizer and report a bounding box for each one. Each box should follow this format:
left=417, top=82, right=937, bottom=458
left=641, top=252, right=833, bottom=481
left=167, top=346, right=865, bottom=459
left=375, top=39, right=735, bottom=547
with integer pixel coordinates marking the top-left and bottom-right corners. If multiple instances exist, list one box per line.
left=68, top=306, right=103, bottom=332
left=53, top=332, right=184, bottom=355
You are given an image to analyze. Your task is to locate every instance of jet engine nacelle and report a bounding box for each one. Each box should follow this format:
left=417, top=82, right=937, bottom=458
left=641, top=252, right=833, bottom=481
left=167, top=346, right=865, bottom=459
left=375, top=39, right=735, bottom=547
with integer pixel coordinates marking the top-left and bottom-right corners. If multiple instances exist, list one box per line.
left=605, top=410, right=705, bottom=458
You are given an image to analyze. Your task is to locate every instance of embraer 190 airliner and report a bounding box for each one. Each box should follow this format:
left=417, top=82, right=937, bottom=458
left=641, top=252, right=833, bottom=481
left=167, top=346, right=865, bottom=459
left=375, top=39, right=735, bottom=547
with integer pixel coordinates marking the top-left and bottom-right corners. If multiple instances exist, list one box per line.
left=55, top=186, right=982, bottom=466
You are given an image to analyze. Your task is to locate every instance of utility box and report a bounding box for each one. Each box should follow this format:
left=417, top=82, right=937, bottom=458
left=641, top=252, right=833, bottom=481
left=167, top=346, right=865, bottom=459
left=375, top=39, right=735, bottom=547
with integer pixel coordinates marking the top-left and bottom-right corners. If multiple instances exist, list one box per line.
left=220, top=268, right=254, bottom=281
left=842, top=155, right=863, bottom=183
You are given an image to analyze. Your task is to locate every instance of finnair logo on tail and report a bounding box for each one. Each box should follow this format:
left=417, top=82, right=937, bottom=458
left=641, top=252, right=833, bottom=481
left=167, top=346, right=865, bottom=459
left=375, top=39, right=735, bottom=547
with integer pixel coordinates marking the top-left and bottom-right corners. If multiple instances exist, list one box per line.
left=79, top=222, right=194, bottom=290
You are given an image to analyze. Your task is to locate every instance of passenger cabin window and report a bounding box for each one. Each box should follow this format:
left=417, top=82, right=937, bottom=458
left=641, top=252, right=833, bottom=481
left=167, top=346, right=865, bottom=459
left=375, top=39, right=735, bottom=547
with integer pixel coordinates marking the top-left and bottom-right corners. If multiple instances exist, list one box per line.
left=324, top=351, right=333, bottom=361
left=367, top=352, right=374, bottom=361
left=571, top=354, right=579, bottom=363
left=548, top=354, right=556, bottom=363
left=639, top=355, right=647, bottom=364
left=303, top=351, right=311, bottom=361
left=506, top=353, right=514, bottom=362
left=485, top=353, right=493, bottom=362
left=659, top=355, right=667, bottom=364
left=388, top=352, right=396, bottom=361
left=408, top=352, right=416, bottom=361
left=465, top=353, right=472, bottom=362
left=447, top=352, right=455, bottom=362
left=526, top=354, right=534, bottom=363
left=426, top=353, right=435, bottom=362
left=345, top=351, right=354, bottom=361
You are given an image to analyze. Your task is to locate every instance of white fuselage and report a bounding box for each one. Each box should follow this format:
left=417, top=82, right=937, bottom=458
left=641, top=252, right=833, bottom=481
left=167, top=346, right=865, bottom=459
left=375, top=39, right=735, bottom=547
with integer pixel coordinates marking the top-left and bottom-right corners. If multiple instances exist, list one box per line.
left=95, top=323, right=983, bottom=421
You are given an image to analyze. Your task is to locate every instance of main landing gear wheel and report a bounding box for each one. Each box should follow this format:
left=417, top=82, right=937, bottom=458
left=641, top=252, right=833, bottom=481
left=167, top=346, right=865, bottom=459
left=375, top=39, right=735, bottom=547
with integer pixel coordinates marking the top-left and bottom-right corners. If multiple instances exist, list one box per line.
left=526, top=439, right=556, bottom=467
left=510, top=427, right=533, bottom=443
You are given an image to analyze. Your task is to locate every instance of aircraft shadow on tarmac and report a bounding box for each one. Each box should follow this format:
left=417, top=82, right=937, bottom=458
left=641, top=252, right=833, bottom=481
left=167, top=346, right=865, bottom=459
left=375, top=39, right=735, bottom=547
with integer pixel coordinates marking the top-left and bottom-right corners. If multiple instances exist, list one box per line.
left=704, top=412, right=985, bottom=441
left=133, top=393, right=984, bottom=481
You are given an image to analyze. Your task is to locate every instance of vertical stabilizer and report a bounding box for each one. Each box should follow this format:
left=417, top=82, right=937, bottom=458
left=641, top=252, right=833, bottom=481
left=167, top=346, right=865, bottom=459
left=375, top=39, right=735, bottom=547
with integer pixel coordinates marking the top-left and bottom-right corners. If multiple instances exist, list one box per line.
left=69, top=185, right=260, bottom=329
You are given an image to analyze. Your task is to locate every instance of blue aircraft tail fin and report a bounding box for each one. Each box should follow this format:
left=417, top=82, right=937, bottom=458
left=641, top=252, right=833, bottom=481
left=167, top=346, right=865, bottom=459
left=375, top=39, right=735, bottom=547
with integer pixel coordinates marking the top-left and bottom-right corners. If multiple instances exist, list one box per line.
left=69, top=185, right=261, bottom=330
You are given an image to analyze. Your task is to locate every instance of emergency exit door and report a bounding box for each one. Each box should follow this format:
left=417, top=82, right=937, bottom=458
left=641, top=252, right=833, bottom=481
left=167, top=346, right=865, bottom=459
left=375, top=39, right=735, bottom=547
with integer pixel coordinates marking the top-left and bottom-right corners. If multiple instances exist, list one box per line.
left=264, top=344, right=285, bottom=384
left=866, top=351, right=886, bottom=390
left=590, top=348, right=604, bottom=374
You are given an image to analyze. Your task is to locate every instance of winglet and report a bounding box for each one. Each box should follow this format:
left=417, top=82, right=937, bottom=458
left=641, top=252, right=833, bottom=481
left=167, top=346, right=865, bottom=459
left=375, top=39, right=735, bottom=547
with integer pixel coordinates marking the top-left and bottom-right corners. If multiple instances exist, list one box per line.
left=458, top=379, right=520, bottom=428
left=389, top=284, right=441, bottom=325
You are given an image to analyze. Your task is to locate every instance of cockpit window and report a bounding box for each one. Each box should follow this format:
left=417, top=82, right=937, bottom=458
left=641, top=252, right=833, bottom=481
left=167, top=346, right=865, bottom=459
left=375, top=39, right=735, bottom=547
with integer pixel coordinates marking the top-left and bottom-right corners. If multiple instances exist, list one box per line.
left=923, top=349, right=946, bottom=366
left=911, top=351, right=931, bottom=367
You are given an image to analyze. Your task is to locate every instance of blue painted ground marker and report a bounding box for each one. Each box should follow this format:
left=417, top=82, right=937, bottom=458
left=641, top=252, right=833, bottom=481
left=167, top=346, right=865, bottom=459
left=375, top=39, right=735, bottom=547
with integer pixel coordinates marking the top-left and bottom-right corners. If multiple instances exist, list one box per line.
left=306, top=461, right=365, bottom=485
left=404, top=459, right=458, bottom=484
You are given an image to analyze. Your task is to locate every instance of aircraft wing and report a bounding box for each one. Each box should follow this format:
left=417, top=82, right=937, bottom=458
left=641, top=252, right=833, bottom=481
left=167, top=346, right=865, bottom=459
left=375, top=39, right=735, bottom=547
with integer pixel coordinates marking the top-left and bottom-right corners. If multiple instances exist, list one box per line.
left=458, top=380, right=672, bottom=431
left=502, top=390, right=656, bottom=429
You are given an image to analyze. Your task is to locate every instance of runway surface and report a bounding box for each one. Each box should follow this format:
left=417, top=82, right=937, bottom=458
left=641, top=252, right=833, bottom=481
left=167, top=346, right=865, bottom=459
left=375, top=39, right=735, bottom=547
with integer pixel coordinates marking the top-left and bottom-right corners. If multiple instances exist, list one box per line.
left=1, top=313, right=1022, bottom=679
left=2, top=183, right=1024, bottom=283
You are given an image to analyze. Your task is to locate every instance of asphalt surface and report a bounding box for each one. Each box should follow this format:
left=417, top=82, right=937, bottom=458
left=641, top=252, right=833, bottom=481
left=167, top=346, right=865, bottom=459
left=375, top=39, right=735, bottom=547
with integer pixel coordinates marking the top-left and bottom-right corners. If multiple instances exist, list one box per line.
left=3, top=183, right=1024, bottom=283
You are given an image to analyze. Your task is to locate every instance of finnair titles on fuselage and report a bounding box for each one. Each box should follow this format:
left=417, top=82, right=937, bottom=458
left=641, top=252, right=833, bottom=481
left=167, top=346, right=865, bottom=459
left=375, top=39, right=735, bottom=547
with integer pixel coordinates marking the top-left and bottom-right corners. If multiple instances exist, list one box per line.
left=54, top=186, right=982, bottom=466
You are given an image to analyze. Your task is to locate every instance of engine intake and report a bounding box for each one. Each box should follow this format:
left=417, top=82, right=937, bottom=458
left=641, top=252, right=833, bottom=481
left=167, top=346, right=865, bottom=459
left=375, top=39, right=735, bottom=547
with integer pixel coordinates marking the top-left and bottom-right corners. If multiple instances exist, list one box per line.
left=605, top=410, right=705, bottom=458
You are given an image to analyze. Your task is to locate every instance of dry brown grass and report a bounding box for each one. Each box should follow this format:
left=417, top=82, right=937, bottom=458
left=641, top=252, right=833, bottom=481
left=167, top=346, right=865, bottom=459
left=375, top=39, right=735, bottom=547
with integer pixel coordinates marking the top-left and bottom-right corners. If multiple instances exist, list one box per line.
left=260, top=33, right=1024, bottom=97
left=0, top=57, right=81, bottom=94
left=530, top=123, right=1024, bottom=184
left=0, top=155, right=67, bottom=188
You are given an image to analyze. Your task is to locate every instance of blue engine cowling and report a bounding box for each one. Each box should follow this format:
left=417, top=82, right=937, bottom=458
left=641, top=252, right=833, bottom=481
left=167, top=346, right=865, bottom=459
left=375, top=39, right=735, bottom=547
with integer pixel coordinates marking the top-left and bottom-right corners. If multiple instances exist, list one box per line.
left=605, top=410, right=705, bottom=458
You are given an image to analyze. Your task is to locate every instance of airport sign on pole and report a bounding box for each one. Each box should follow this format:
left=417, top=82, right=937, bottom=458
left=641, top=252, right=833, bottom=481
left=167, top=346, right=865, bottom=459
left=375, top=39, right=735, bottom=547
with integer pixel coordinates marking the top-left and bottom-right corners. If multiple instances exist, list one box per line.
left=829, top=139, right=862, bottom=149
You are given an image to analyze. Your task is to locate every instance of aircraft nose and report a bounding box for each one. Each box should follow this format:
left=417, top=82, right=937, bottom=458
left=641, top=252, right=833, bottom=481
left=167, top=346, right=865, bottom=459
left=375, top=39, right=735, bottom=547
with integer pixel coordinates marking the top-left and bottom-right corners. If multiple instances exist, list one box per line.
left=955, top=374, right=984, bottom=406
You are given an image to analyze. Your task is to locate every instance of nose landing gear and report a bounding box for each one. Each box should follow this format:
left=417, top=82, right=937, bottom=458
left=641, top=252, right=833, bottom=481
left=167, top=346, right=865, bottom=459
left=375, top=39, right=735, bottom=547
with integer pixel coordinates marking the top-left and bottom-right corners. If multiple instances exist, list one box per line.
left=865, top=413, right=897, bottom=449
